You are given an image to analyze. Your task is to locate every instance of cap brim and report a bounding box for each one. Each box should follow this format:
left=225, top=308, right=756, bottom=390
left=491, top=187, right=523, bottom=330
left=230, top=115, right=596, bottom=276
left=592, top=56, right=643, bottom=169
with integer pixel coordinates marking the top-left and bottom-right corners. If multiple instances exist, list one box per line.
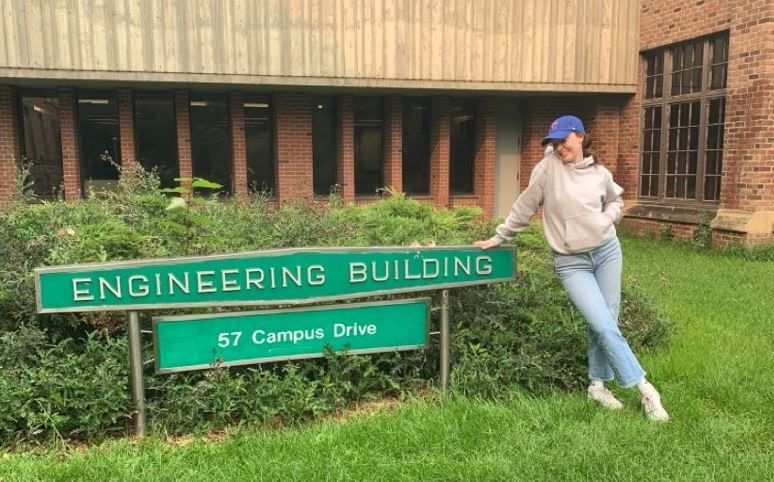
left=540, top=129, right=574, bottom=146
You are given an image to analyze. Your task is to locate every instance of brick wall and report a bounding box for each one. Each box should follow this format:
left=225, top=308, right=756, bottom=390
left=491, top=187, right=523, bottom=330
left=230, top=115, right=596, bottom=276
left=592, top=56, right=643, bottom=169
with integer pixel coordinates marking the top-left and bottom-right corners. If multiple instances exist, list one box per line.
left=174, top=91, right=192, bottom=188
left=472, top=96, right=496, bottom=218
left=274, top=93, right=313, bottom=205
left=722, top=0, right=774, bottom=211
left=640, top=0, right=773, bottom=214
left=640, top=0, right=732, bottom=50
left=383, top=95, right=403, bottom=192
left=0, top=85, right=20, bottom=206
left=118, top=89, right=136, bottom=167
left=229, top=92, right=247, bottom=199
left=336, top=95, right=355, bottom=204
left=58, top=89, right=81, bottom=200
left=429, top=96, right=450, bottom=208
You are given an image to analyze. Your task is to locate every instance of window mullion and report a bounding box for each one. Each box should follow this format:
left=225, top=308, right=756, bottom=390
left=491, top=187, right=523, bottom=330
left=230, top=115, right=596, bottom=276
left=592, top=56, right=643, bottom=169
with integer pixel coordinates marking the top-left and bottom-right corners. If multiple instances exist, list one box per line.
left=658, top=50, right=674, bottom=201
left=696, top=39, right=712, bottom=202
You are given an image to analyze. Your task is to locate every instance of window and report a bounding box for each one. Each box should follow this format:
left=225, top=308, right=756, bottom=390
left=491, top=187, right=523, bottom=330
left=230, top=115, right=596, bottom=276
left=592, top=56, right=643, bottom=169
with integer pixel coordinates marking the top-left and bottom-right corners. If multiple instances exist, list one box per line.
left=402, top=98, right=431, bottom=195
left=450, top=99, right=476, bottom=194
left=19, top=92, right=62, bottom=199
left=312, top=97, right=337, bottom=195
left=245, top=96, right=273, bottom=193
left=78, top=91, right=120, bottom=189
left=353, top=97, right=383, bottom=195
left=640, top=33, right=728, bottom=202
left=190, top=94, right=232, bottom=194
left=134, top=92, right=178, bottom=187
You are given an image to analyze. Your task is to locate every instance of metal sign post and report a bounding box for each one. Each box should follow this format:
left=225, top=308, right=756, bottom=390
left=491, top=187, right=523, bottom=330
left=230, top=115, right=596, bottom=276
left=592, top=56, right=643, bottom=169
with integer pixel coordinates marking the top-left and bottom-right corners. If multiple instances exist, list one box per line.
left=440, top=290, right=450, bottom=391
left=127, top=311, right=146, bottom=437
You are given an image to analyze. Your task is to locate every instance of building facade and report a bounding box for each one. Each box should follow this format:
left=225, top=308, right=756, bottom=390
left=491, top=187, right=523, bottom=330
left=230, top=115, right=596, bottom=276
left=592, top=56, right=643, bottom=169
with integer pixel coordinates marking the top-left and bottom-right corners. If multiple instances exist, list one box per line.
left=0, top=0, right=771, bottom=244
left=622, top=0, right=773, bottom=245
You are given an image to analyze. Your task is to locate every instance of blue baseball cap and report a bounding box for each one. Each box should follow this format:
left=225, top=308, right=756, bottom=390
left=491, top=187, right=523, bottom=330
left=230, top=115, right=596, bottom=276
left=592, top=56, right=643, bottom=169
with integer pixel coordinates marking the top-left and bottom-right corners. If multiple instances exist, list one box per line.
left=541, top=115, right=585, bottom=146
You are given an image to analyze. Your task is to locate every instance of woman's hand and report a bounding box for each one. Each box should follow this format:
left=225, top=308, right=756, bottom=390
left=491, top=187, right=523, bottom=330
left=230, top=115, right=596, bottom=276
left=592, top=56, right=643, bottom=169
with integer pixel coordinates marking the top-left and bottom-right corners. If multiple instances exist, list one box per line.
left=473, top=239, right=499, bottom=250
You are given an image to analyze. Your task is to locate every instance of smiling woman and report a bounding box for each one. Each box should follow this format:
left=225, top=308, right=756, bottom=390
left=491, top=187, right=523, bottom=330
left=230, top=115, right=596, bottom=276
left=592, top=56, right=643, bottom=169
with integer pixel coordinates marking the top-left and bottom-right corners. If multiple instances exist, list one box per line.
left=475, top=115, right=670, bottom=422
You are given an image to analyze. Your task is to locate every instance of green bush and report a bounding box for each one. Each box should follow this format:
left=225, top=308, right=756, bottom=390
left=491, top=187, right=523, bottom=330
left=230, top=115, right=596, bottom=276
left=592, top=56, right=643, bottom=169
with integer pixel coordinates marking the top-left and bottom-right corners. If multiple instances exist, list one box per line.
left=0, top=167, right=670, bottom=446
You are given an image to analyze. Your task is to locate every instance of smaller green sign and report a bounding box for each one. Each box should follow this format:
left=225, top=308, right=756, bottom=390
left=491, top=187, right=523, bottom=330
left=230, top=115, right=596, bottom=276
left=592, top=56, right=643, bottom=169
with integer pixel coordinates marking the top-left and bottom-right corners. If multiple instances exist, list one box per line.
left=153, top=298, right=429, bottom=373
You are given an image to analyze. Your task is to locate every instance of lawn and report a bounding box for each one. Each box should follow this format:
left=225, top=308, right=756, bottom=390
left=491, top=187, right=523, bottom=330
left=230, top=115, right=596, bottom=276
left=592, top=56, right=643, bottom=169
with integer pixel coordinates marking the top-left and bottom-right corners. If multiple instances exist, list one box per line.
left=2, top=236, right=772, bottom=481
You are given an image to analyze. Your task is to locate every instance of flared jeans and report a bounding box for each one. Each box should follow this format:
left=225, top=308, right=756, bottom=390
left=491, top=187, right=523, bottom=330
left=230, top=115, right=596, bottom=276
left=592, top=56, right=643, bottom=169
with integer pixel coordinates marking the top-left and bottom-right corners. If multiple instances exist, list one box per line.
left=553, top=237, right=646, bottom=388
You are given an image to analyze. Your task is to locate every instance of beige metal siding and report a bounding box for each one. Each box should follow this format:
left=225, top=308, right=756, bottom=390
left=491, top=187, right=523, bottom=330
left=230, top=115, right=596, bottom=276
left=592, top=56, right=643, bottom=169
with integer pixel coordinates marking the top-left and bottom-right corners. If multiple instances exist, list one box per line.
left=0, top=0, right=639, bottom=92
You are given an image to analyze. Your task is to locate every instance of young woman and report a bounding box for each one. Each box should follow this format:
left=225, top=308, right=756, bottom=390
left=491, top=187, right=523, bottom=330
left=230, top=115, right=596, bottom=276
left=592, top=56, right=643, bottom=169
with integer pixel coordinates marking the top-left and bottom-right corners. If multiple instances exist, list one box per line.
left=474, top=115, right=669, bottom=422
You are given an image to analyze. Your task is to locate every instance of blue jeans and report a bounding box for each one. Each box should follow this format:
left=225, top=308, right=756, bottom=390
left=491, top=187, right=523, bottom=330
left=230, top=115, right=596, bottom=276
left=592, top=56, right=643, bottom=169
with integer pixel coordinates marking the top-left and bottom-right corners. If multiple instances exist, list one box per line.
left=553, top=237, right=646, bottom=388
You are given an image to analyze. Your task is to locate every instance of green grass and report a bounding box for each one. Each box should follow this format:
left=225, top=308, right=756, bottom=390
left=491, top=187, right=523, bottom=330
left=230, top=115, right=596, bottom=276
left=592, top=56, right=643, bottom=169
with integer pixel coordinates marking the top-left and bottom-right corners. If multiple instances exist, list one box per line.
left=2, top=236, right=773, bottom=481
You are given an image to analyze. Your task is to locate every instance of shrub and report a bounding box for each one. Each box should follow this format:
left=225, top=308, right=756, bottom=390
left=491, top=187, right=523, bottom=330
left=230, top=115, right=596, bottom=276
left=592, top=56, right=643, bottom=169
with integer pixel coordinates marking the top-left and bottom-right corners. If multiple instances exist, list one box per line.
left=0, top=167, right=671, bottom=446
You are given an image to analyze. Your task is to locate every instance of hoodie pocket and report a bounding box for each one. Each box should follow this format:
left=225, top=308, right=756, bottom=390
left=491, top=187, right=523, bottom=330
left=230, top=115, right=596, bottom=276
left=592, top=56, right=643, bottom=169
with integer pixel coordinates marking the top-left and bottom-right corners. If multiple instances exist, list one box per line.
left=563, top=212, right=613, bottom=253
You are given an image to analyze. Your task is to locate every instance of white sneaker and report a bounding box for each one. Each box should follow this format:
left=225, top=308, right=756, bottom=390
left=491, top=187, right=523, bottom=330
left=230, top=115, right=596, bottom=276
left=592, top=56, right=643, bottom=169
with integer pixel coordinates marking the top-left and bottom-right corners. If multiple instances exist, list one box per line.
left=587, top=384, right=624, bottom=410
left=639, top=382, right=669, bottom=422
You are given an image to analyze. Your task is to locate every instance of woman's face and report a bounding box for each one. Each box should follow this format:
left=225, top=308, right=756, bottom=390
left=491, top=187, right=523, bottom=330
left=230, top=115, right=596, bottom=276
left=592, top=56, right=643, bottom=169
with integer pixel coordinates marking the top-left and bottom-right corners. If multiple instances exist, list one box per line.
left=551, top=132, right=584, bottom=163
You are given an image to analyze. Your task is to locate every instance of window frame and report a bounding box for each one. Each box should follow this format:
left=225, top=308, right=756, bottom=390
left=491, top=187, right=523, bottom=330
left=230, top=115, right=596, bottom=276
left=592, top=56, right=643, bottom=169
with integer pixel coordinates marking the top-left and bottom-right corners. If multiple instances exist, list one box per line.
left=639, top=32, right=728, bottom=204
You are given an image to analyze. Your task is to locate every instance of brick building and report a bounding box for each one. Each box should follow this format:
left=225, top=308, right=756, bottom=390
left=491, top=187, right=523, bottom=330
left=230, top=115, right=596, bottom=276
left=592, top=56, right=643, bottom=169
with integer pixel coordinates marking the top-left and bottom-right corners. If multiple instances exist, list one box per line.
left=0, top=0, right=771, bottom=245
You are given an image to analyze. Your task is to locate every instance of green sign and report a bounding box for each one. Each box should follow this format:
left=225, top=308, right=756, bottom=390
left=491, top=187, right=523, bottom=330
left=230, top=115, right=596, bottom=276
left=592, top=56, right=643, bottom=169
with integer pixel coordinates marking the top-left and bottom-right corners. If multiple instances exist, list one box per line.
left=34, top=246, right=514, bottom=313
left=153, top=298, right=430, bottom=373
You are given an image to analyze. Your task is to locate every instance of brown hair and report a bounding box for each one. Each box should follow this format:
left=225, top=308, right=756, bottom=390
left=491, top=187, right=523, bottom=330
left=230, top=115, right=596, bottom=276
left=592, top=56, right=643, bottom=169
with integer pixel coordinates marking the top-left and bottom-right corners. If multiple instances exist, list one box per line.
left=581, top=134, right=602, bottom=165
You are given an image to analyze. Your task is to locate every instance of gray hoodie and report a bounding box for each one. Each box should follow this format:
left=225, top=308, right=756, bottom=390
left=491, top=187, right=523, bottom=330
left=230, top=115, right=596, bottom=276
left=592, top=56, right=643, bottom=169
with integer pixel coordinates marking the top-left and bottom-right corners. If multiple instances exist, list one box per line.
left=489, top=149, right=624, bottom=254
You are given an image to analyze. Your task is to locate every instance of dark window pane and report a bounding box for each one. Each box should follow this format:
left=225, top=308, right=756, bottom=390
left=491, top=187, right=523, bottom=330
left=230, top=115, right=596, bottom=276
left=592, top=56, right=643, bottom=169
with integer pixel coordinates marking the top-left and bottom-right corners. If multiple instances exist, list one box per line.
left=354, top=97, right=384, bottom=195
left=706, top=151, right=717, bottom=175
left=450, top=99, right=476, bottom=194
left=355, top=126, right=383, bottom=195
left=689, top=126, right=699, bottom=150
left=709, top=98, right=722, bottom=124
left=655, top=75, right=663, bottom=98
left=312, top=97, right=337, bottom=195
left=354, top=97, right=383, bottom=124
left=686, top=176, right=696, bottom=198
left=78, top=91, right=120, bottom=189
left=402, top=98, right=431, bottom=194
left=711, top=64, right=727, bottom=90
left=20, top=95, right=62, bottom=199
left=712, top=36, right=727, bottom=63
left=190, top=95, right=232, bottom=194
left=704, top=177, right=719, bottom=201
left=245, top=96, right=273, bottom=193
left=135, top=92, right=178, bottom=187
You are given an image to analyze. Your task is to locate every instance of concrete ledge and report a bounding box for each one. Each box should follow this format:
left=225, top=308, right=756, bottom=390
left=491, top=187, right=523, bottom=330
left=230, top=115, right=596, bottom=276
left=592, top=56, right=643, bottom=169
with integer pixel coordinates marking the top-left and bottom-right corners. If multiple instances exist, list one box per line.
left=711, top=209, right=774, bottom=236
left=624, top=201, right=718, bottom=225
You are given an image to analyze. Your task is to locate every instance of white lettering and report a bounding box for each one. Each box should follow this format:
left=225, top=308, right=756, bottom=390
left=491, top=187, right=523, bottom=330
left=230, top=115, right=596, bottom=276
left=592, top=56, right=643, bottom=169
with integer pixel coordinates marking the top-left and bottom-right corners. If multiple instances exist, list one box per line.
left=168, top=273, right=190, bottom=294
left=371, top=261, right=390, bottom=282
left=454, top=256, right=471, bottom=276
left=349, top=262, right=368, bottom=283
left=196, top=271, right=216, bottom=293
left=221, top=269, right=240, bottom=292
left=98, top=276, right=122, bottom=300
left=476, top=255, right=493, bottom=275
left=251, top=329, right=266, bottom=344
left=281, top=266, right=302, bottom=288
left=128, top=275, right=150, bottom=297
left=422, top=258, right=440, bottom=278
left=307, top=265, right=325, bottom=285
left=245, top=268, right=264, bottom=289
left=333, top=322, right=378, bottom=337
left=404, top=259, right=421, bottom=280
left=72, top=278, right=94, bottom=301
